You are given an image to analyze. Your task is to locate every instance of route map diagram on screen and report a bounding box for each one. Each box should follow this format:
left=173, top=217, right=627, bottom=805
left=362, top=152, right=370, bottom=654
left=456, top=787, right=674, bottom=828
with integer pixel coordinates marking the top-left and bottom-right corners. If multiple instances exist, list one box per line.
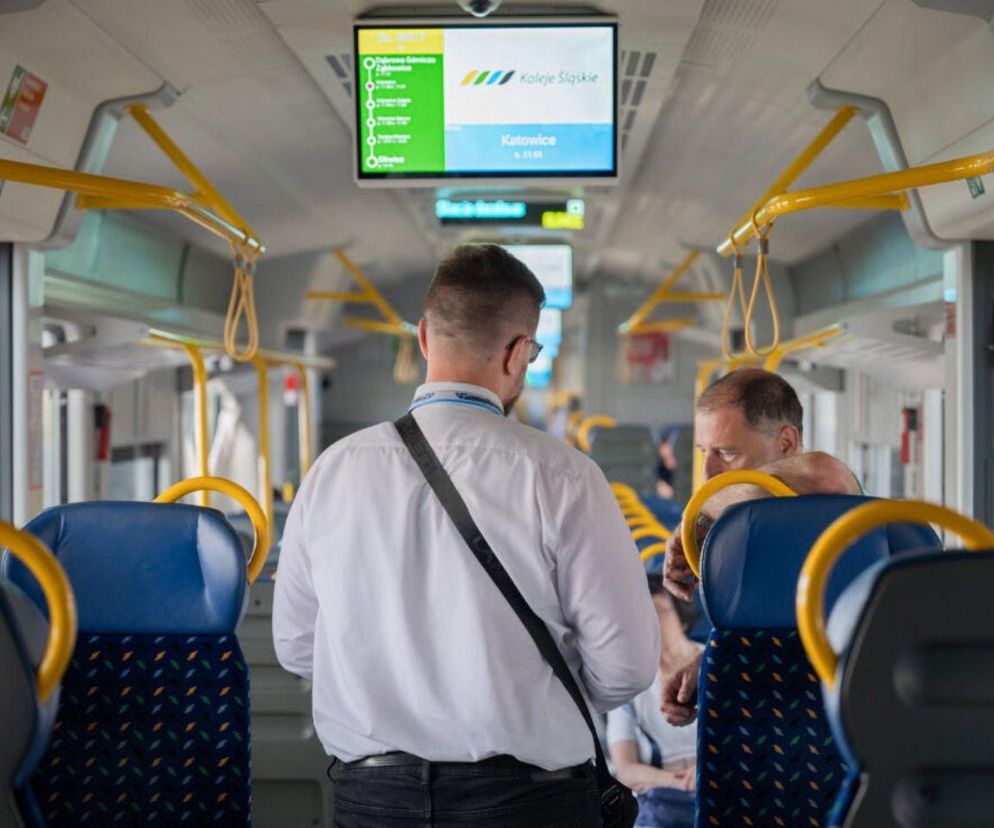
left=355, top=24, right=616, bottom=179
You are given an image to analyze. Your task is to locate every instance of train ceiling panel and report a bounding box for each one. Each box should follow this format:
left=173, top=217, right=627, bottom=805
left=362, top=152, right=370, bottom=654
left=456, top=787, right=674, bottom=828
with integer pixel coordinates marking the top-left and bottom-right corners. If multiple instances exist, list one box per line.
left=607, top=0, right=892, bottom=277
left=0, top=0, right=160, bottom=241
left=821, top=0, right=994, bottom=241
left=68, top=0, right=434, bottom=275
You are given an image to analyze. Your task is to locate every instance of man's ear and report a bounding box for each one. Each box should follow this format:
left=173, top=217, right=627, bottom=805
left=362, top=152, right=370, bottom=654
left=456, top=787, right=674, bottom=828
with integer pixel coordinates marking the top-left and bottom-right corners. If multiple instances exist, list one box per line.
left=779, top=424, right=801, bottom=455
left=417, top=318, right=429, bottom=360
left=504, top=336, right=525, bottom=377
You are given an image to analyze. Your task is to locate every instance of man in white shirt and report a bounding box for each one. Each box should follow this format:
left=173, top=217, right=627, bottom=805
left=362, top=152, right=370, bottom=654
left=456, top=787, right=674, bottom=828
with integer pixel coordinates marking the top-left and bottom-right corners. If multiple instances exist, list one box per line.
left=273, top=244, right=660, bottom=827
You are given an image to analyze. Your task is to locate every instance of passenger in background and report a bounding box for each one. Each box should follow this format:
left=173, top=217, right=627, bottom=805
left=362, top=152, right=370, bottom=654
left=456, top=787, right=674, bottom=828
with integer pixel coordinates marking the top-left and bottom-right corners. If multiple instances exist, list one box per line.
left=655, top=429, right=679, bottom=500
left=608, top=575, right=699, bottom=828
left=273, top=244, right=660, bottom=827
left=660, top=368, right=860, bottom=726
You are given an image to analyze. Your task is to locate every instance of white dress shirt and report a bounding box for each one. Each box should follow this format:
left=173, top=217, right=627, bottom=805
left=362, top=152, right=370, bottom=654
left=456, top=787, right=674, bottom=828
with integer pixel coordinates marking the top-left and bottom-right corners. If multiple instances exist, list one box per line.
left=273, top=381, right=660, bottom=770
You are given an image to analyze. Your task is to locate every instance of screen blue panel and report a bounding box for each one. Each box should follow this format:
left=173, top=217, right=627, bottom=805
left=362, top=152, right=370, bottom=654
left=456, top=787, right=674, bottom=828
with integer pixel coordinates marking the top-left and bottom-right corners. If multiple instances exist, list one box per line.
left=503, top=244, right=572, bottom=310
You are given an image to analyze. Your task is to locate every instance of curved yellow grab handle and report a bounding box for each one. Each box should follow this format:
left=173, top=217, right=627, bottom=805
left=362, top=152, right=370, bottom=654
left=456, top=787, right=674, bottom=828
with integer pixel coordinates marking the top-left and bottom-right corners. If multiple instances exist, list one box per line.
left=682, top=470, right=797, bottom=578
left=577, top=415, right=617, bottom=453
left=640, top=542, right=668, bottom=564
left=0, top=522, right=77, bottom=703
left=155, top=476, right=271, bottom=585
left=797, top=499, right=994, bottom=690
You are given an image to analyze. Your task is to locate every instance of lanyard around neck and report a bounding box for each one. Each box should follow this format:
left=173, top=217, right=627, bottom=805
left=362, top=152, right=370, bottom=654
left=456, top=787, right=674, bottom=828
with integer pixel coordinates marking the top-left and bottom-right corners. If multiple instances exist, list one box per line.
left=409, top=390, right=503, bottom=417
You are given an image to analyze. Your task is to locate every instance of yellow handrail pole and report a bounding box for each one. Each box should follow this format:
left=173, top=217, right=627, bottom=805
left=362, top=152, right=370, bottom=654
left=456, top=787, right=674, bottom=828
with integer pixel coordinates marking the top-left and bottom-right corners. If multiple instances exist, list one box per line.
left=728, top=106, right=859, bottom=240
left=127, top=104, right=256, bottom=238
left=796, top=500, right=994, bottom=690
left=183, top=343, right=210, bottom=506
left=144, top=328, right=334, bottom=372
left=345, top=318, right=418, bottom=337
left=577, top=415, right=617, bottom=453
left=681, top=470, right=797, bottom=577
left=295, top=362, right=314, bottom=479
left=334, top=249, right=405, bottom=328
left=155, top=476, right=271, bottom=584
left=251, top=356, right=274, bottom=529
left=306, top=291, right=372, bottom=303
left=0, top=523, right=77, bottom=703
left=719, top=148, right=994, bottom=256
left=144, top=334, right=210, bottom=505
left=825, top=193, right=909, bottom=212
left=0, top=159, right=263, bottom=254
left=626, top=319, right=696, bottom=336
left=618, top=250, right=700, bottom=335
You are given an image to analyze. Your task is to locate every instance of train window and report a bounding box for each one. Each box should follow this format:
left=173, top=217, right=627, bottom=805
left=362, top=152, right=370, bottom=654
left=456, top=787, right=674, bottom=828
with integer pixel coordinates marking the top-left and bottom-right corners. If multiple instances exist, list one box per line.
left=108, top=442, right=169, bottom=501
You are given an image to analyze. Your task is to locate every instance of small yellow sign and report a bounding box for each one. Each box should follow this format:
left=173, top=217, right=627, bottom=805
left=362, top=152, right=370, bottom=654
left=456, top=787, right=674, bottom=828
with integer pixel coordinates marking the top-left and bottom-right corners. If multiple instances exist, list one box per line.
left=358, top=29, right=444, bottom=55
left=542, top=211, right=585, bottom=230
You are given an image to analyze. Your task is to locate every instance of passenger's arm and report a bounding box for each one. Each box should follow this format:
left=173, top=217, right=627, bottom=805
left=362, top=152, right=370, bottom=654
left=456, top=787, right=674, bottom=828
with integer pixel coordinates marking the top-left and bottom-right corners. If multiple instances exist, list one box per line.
left=664, top=451, right=859, bottom=601
left=609, top=740, right=693, bottom=794
left=556, top=464, right=661, bottom=711
left=661, top=650, right=702, bottom=726
left=272, top=493, right=320, bottom=681
left=700, top=452, right=861, bottom=520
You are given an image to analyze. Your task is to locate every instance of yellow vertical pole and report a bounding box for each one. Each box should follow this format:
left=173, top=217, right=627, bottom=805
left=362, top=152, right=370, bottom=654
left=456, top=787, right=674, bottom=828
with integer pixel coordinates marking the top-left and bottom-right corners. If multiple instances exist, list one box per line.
left=295, top=362, right=314, bottom=480
left=692, top=361, right=719, bottom=494
left=251, top=356, right=273, bottom=529
left=181, top=343, right=210, bottom=507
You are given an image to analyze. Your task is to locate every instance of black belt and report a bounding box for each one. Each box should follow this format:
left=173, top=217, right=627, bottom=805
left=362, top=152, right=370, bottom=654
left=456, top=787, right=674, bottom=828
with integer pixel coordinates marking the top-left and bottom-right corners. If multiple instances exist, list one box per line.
left=343, top=752, right=591, bottom=781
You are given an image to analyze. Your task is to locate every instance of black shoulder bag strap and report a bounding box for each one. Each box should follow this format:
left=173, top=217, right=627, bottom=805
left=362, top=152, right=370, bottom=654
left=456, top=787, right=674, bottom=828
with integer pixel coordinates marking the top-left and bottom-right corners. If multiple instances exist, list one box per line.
left=394, top=412, right=637, bottom=826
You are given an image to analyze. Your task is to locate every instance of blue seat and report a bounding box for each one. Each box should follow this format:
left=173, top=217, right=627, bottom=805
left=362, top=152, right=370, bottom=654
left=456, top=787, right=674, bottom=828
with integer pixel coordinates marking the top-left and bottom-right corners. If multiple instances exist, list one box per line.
left=695, top=496, right=937, bottom=828
left=0, top=577, right=58, bottom=828
left=3, top=502, right=251, bottom=827
left=823, top=549, right=994, bottom=828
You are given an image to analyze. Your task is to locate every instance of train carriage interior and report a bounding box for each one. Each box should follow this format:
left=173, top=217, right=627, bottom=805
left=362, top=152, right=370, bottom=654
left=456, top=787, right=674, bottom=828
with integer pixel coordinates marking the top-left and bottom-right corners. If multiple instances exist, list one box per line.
left=3, top=0, right=994, bottom=825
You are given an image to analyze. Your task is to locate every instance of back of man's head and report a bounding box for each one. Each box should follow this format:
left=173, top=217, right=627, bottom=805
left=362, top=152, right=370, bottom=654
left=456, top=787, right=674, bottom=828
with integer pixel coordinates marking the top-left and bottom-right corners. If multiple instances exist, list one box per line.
left=697, top=368, right=803, bottom=438
left=424, top=245, right=545, bottom=361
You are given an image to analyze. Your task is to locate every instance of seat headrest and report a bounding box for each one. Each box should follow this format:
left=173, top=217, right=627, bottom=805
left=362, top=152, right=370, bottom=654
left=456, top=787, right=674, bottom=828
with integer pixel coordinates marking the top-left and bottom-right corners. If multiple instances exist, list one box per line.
left=3, top=502, right=246, bottom=633
left=701, top=495, right=939, bottom=629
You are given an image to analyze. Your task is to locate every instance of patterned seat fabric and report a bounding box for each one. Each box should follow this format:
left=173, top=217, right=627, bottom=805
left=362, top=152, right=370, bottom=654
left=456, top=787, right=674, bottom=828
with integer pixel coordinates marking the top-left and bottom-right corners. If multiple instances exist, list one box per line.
left=36, top=634, right=249, bottom=825
left=3, top=502, right=251, bottom=827
left=695, top=496, right=938, bottom=828
left=697, top=630, right=844, bottom=827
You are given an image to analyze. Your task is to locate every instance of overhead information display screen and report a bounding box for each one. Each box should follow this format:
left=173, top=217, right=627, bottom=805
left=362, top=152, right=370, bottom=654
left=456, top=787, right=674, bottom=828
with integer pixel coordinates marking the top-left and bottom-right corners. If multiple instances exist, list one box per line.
left=436, top=197, right=585, bottom=229
left=503, top=244, right=572, bottom=309
left=354, top=22, right=617, bottom=182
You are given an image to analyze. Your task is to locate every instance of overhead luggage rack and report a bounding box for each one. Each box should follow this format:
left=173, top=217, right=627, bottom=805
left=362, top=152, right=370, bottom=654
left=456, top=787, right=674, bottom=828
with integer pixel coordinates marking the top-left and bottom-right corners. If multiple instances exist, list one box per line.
left=0, top=104, right=265, bottom=362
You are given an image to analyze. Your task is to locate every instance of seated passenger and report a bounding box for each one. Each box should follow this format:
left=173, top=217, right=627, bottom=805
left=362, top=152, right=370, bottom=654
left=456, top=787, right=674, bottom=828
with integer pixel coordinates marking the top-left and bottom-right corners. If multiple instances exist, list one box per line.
left=608, top=575, right=700, bottom=828
left=655, top=430, right=678, bottom=500
left=660, top=368, right=859, bottom=726
left=273, top=244, right=659, bottom=826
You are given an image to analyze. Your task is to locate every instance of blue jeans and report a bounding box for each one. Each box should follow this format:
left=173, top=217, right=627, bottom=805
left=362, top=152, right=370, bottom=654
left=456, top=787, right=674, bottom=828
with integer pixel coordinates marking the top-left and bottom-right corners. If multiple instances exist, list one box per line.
left=330, top=754, right=601, bottom=827
left=635, top=787, right=695, bottom=828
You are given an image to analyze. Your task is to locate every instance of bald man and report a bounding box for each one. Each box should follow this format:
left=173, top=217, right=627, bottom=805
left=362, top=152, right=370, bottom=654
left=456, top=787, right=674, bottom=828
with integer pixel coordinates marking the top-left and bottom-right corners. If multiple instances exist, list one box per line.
left=661, top=369, right=859, bottom=726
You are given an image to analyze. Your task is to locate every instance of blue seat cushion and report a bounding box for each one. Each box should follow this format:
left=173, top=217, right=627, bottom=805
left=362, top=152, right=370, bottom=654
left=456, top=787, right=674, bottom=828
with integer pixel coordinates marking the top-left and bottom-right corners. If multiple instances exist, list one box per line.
left=4, top=502, right=246, bottom=633
left=697, top=628, right=846, bottom=827
left=33, top=632, right=250, bottom=826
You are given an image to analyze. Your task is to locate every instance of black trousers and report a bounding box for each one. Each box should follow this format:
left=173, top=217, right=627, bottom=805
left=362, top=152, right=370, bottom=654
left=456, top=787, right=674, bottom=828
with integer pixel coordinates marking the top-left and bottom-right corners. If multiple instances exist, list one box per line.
left=330, top=754, right=601, bottom=827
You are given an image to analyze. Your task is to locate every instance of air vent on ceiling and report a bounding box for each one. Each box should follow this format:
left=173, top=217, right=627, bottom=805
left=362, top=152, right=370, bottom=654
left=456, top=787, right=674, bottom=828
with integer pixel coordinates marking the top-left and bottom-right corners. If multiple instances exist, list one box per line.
left=185, top=0, right=297, bottom=72
left=618, top=50, right=658, bottom=153
left=682, top=0, right=780, bottom=70
left=326, top=53, right=353, bottom=97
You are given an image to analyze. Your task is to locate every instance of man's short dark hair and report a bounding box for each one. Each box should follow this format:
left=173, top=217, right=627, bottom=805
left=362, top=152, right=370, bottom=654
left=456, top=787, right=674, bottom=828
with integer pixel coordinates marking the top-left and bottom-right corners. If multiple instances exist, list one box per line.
left=696, top=368, right=803, bottom=437
left=424, top=244, right=545, bottom=356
